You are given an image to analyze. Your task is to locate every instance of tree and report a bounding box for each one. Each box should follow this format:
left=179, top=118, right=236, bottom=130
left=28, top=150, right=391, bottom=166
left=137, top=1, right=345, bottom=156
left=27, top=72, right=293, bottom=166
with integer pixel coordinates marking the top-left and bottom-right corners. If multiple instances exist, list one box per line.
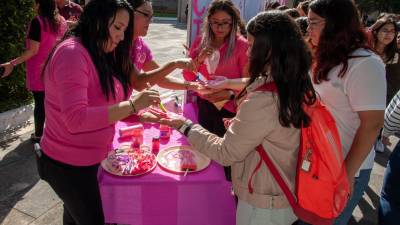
left=0, top=0, right=34, bottom=112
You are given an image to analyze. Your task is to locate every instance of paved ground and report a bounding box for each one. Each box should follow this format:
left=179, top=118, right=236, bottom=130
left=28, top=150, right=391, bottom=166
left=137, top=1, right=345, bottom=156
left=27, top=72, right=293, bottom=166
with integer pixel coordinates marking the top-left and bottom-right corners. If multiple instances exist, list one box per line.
left=0, top=20, right=391, bottom=225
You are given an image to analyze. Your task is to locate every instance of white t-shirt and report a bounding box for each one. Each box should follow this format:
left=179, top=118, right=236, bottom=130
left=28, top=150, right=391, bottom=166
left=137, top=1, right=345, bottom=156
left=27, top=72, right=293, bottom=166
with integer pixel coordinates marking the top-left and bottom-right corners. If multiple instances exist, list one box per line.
left=313, top=48, right=386, bottom=175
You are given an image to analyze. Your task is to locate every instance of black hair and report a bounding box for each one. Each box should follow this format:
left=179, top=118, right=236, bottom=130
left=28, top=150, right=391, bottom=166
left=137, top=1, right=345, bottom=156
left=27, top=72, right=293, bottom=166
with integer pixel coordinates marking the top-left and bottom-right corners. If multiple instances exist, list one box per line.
left=265, top=1, right=280, bottom=11
left=284, top=8, right=301, bottom=19
left=35, top=0, right=61, bottom=33
left=242, top=11, right=316, bottom=128
left=127, top=0, right=151, bottom=9
left=372, top=15, right=399, bottom=63
left=44, top=0, right=134, bottom=100
left=295, top=16, right=308, bottom=36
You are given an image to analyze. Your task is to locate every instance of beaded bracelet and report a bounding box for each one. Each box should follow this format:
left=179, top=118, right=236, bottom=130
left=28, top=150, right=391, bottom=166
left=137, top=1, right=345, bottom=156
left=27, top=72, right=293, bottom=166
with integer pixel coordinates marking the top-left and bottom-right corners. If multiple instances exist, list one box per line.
left=10, top=59, right=18, bottom=67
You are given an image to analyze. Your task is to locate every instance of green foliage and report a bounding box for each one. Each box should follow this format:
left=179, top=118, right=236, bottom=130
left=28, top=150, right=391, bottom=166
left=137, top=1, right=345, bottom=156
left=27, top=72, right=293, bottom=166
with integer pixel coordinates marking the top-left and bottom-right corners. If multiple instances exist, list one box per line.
left=0, top=0, right=34, bottom=113
left=356, top=0, right=400, bottom=14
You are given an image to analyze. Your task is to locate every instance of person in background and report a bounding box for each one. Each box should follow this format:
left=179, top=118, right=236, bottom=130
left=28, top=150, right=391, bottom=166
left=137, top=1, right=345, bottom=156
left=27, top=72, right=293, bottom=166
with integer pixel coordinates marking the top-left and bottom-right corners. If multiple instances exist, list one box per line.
left=37, top=0, right=193, bottom=224
left=295, top=17, right=309, bottom=38
left=296, top=0, right=310, bottom=17
left=300, top=0, right=386, bottom=224
left=370, top=14, right=399, bottom=104
left=127, top=0, right=203, bottom=91
left=155, top=11, right=317, bottom=225
left=397, top=22, right=400, bottom=49
left=284, top=8, right=301, bottom=19
left=379, top=89, right=400, bottom=225
left=277, top=5, right=289, bottom=11
left=264, top=1, right=280, bottom=11
left=56, top=0, right=83, bottom=25
left=369, top=14, right=400, bottom=153
left=183, top=0, right=248, bottom=137
left=183, top=0, right=249, bottom=181
left=0, top=0, right=67, bottom=143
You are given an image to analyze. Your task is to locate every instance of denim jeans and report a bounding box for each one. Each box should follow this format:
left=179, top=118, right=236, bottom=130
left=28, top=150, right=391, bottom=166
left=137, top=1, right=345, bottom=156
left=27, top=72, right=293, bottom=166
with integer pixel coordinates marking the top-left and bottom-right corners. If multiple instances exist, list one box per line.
left=296, top=169, right=372, bottom=225
left=379, top=144, right=400, bottom=225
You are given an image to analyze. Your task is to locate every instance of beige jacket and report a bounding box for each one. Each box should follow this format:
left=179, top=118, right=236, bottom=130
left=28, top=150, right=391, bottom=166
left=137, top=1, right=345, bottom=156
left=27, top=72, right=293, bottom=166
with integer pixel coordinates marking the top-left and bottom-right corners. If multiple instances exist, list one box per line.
left=187, top=77, right=300, bottom=209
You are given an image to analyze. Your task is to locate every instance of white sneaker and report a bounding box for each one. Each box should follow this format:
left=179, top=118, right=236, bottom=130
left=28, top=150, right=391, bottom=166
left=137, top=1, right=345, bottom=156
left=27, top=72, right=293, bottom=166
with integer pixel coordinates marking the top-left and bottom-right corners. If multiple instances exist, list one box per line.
left=374, top=139, right=385, bottom=153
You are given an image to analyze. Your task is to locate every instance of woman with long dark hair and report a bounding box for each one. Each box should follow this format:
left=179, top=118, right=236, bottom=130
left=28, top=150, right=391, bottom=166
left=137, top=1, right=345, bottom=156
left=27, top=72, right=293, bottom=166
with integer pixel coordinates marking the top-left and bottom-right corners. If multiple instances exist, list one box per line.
left=154, top=11, right=316, bottom=225
left=368, top=14, right=400, bottom=153
left=0, top=0, right=67, bottom=142
left=370, top=14, right=400, bottom=105
left=304, top=0, right=386, bottom=224
left=36, top=0, right=193, bottom=224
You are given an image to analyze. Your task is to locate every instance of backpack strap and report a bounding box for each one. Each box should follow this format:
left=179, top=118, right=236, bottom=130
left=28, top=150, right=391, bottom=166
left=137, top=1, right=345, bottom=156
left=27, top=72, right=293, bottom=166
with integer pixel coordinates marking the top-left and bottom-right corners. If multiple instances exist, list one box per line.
left=254, top=82, right=277, bottom=93
left=249, top=82, right=298, bottom=205
left=252, top=145, right=297, bottom=208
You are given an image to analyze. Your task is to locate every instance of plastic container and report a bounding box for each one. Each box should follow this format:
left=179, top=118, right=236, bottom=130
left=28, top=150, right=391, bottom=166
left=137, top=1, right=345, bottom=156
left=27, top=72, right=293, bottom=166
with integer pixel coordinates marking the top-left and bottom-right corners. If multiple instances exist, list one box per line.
left=152, top=136, right=160, bottom=154
left=119, top=124, right=144, bottom=138
left=159, top=124, right=171, bottom=140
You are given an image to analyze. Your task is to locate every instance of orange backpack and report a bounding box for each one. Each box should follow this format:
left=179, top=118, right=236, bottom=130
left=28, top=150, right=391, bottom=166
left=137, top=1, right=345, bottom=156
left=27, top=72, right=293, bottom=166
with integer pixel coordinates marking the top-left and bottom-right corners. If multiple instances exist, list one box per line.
left=248, top=82, right=350, bottom=225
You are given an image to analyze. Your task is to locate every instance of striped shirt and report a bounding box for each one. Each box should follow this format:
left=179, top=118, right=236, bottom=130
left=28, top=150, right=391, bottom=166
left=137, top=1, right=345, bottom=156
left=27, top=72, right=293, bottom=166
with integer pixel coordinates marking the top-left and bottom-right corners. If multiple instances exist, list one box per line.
left=382, top=90, right=400, bottom=137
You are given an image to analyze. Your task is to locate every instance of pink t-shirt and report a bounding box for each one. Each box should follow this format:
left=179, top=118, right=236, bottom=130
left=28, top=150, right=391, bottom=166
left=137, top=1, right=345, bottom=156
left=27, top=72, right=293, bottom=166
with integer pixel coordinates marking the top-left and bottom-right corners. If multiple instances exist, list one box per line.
left=41, top=38, right=129, bottom=166
left=25, top=16, right=67, bottom=91
left=130, top=37, right=153, bottom=71
left=183, top=35, right=248, bottom=112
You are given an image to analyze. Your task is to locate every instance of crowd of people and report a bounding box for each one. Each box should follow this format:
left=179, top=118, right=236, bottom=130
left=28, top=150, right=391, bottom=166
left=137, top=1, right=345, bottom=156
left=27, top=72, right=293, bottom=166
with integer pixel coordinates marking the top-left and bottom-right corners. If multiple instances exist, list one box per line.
left=0, top=0, right=399, bottom=225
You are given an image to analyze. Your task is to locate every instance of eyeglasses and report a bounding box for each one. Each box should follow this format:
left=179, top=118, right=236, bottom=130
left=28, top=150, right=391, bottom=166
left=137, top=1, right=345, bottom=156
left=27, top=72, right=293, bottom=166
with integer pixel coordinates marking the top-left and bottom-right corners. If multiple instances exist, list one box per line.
left=307, top=19, right=325, bottom=29
left=380, top=29, right=396, bottom=35
left=209, top=21, right=232, bottom=30
left=135, top=9, right=153, bottom=21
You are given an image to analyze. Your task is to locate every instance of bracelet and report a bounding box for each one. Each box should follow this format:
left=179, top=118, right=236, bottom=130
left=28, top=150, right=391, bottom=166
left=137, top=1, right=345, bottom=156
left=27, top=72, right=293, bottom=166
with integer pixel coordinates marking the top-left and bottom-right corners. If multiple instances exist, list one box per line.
left=178, top=119, right=193, bottom=136
left=183, top=123, right=194, bottom=136
left=184, top=81, right=190, bottom=90
left=10, top=59, right=18, bottom=67
left=128, top=99, right=137, bottom=114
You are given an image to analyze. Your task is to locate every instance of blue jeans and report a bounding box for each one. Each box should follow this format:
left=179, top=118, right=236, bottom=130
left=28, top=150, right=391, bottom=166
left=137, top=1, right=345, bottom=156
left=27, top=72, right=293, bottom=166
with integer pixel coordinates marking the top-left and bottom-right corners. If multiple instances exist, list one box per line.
left=296, top=169, right=372, bottom=225
left=333, top=169, right=372, bottom=225
left=379, top=144, right=400, bottom=225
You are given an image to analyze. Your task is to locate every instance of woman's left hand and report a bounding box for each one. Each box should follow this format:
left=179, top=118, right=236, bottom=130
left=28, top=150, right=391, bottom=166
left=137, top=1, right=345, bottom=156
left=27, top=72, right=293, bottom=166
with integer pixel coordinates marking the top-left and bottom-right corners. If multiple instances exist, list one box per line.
left=202, top=89, right=231, bottom=103
left=0, top=62, right=14, bottom=78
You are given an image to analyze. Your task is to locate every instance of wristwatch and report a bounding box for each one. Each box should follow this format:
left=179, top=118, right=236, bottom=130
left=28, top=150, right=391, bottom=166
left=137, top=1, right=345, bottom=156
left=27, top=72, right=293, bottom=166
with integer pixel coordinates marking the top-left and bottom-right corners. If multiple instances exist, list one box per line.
left=178, top=119, right=194, bottom=136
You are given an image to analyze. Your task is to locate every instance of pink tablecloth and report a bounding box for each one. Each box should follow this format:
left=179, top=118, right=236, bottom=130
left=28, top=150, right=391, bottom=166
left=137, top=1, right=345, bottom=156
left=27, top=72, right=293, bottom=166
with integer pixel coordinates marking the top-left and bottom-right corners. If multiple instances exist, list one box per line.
left=98, top=104, right=236, bottom=225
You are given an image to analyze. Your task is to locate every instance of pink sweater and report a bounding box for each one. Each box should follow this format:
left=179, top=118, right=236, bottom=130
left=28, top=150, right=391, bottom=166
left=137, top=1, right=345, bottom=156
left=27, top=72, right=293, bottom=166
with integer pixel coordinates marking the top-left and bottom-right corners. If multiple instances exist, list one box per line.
left=183, top=35, right=248, bottom=112
left=41, top=38, right=128, bottom=166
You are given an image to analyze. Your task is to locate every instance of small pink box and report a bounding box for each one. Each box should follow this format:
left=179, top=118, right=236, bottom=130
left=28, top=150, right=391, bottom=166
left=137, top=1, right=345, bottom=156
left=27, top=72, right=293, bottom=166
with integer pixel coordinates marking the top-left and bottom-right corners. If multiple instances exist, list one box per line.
left=119, top=124, right=144, bottom=138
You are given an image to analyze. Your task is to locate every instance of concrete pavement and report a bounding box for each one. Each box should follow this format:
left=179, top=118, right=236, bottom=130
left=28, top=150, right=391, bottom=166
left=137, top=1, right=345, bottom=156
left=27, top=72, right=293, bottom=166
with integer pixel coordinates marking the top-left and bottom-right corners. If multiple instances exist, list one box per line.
left=0, top=21, right=388, bottom=225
